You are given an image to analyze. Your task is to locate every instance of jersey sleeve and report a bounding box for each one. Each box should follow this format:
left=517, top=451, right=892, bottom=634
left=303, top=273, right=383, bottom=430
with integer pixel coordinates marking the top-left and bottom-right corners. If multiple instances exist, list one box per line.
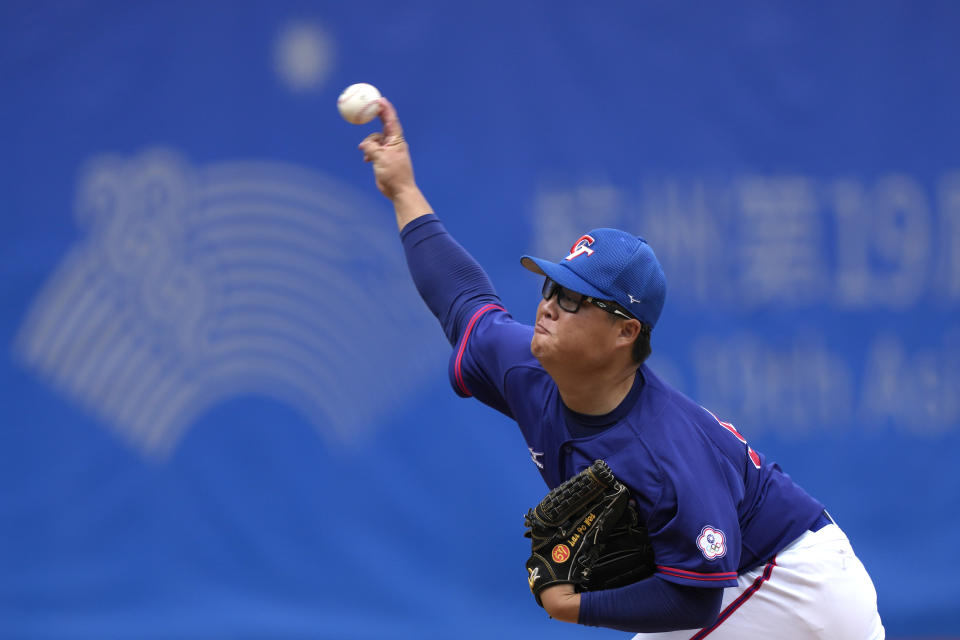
left=447, top=305, right=535, bottom=419
left=645, top=459, right=742, bottom=589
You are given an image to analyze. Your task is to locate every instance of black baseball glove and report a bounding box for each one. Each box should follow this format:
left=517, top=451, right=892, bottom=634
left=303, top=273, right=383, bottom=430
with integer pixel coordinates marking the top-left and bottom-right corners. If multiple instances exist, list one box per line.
left=524, top=459, right=656, bottom=606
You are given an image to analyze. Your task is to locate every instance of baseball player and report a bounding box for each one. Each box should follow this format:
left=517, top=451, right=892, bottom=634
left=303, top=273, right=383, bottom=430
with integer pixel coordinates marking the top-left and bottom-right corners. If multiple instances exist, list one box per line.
left=357, top=97, right=885, bottom=638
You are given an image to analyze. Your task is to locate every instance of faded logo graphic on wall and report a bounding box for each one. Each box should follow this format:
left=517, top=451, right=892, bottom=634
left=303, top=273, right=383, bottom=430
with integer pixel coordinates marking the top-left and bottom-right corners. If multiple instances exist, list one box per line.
left=14, top=149, right=443, bottom=458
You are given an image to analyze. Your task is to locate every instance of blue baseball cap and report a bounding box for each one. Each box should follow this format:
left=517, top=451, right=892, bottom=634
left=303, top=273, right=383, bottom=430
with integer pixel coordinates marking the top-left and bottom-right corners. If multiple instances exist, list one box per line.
left=520, top=228, right=667, bottom=328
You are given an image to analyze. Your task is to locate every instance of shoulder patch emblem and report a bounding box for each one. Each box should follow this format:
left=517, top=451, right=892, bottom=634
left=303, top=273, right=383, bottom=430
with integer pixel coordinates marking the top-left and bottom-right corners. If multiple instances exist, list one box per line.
left=697, top=526, right=727, bottom=561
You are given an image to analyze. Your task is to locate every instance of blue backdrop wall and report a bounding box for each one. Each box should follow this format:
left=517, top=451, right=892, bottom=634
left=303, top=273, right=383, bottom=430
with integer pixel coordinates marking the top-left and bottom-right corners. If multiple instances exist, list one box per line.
left=2, top=1, right=958, bottom=637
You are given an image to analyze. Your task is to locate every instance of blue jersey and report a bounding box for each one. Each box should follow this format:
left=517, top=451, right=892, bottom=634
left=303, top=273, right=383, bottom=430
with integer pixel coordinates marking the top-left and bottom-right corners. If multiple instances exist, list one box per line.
left=449, top=305, right=824, bottom=588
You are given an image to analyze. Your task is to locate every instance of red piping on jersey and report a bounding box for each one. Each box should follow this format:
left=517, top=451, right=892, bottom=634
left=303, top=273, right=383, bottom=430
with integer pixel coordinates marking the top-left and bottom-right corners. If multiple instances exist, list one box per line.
left=454, top=304, right=504, bottom=397
left=657, top=566, right=738, bottom=582
left=687, top=557, right=778, bottom=639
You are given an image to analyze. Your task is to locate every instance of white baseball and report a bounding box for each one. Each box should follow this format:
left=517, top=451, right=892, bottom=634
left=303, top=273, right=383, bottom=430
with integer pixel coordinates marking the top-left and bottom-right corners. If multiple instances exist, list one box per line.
left=337, top=83, right=382, bottom=125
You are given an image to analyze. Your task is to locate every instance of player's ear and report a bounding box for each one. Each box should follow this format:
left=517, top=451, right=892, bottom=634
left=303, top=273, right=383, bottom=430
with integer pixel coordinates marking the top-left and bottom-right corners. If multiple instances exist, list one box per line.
left=617, top=319, right=642, bottom=344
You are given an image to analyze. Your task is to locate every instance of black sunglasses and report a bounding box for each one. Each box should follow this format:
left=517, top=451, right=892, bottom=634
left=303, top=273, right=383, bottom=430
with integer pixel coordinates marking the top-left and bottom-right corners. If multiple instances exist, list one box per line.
left=541, top=277, right=635, bottom=320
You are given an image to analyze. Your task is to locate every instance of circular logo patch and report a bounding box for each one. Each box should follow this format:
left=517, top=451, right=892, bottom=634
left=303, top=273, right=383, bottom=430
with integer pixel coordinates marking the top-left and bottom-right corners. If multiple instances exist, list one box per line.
left=551, top=544, right=571, bottom=563
left=697, top=526, right=727, bottom=560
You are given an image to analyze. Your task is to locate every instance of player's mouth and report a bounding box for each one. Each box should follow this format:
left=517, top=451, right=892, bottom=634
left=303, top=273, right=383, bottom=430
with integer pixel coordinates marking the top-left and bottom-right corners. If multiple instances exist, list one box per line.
left=535, top=322, right=550, bottom=335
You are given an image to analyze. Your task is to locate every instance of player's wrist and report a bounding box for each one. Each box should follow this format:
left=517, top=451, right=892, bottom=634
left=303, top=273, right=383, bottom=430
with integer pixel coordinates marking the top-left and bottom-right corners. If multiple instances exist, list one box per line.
left=540, top=585, right=580, bottom=623
left=387, top=181, right=422, bottom=200
left=391, top=187, right=434, bottom=230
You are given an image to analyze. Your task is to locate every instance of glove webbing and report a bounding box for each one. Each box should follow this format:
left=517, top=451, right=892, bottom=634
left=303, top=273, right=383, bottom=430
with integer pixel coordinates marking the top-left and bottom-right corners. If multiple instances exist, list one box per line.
left=532, top=461, right=617, bottom=531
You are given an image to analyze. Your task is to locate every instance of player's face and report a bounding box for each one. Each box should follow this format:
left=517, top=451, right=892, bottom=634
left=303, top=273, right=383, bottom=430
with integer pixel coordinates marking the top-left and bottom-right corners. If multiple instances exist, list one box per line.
left=531, top=281, right=625, bottom=372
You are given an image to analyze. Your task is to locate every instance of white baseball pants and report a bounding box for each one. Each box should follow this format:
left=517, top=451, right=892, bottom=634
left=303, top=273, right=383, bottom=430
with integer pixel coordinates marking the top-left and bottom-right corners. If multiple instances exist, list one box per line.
left=632, top=523, right=885, bottom=639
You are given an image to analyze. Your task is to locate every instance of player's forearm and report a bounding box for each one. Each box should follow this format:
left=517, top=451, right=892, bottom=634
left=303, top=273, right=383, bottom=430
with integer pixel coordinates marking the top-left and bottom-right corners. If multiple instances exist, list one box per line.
left=391, top=186, right=434, bottom=232
left=578, top=577, right=722, bottom=632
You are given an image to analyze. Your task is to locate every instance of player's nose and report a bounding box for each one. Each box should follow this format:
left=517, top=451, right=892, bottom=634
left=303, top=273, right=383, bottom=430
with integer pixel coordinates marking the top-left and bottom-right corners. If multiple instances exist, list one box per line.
left=538, top=296, right=559, bottom=320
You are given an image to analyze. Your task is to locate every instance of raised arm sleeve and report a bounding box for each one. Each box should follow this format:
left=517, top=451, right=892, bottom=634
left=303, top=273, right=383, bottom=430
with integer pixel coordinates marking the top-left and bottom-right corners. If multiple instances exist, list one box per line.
left=399, top=214, right=502, bottom=346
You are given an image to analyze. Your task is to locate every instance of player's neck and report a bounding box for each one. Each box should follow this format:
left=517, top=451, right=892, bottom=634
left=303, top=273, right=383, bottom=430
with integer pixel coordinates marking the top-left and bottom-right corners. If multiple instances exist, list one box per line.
left=552, top=366, right=638, bottom=416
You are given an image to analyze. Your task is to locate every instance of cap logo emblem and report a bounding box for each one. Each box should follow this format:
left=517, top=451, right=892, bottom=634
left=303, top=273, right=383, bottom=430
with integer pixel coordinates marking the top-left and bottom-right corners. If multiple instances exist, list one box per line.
left=564, top=235, right=595, bottom=261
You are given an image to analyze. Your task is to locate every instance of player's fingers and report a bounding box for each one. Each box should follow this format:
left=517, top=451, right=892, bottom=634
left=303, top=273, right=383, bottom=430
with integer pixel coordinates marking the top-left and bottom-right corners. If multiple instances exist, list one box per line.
left=378, top=98, right=404, bottom=143
left=358, top=132, right=384, bottom=162
left=358, top=132, right=384, bottom=149
left=358, top=133, right=384, bottom=160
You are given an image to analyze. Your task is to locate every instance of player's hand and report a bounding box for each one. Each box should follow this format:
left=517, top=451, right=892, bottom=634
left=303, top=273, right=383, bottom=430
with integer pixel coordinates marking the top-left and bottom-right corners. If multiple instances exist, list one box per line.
left=358, top=97, right=416, bottom=201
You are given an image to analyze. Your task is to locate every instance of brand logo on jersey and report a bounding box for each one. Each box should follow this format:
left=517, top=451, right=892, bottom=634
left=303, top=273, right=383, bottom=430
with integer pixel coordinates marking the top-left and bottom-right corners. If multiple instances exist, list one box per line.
left=528, top=447, right=544, bottom=469
left=697, top=526, right=727, bottom=561
left=552, top=544, right=571, bottom=563
left=527, top=566, right=540, bottom=591
left=564, top=235, right=595, bottom=261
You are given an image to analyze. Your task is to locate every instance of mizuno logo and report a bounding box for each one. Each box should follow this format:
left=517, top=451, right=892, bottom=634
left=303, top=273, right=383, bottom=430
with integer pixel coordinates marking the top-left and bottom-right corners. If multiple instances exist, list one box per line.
left=529, top=447, right=545, bottom=469
left=527, top=566, right=540, bottom=591
left=628, top=294, right=642, bottom=305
